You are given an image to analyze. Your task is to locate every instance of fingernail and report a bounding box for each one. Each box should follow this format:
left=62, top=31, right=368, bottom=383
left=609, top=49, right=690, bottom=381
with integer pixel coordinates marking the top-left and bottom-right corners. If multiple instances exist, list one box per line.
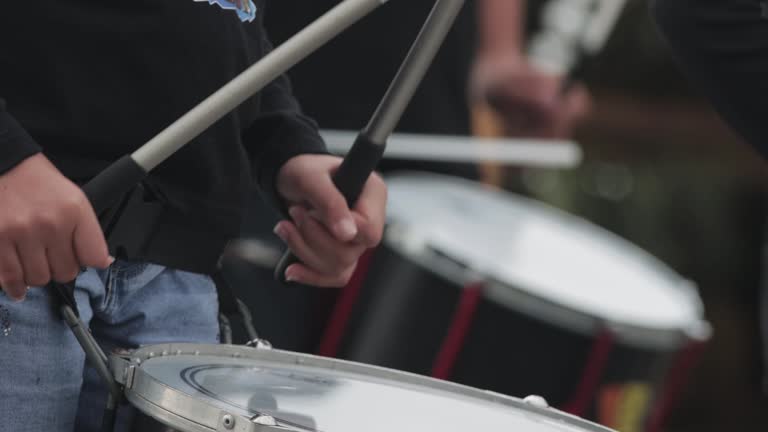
left=334, top=218, right=358, bottom=240
left=108, top=256, right=116, bottom=265
left=273, top=223, right=287, bottom=241
left=11, top=289, right=28, bottom=303
left=284, top=266, right=300, bottom=283
left=285, top=272, right=302, bottom=284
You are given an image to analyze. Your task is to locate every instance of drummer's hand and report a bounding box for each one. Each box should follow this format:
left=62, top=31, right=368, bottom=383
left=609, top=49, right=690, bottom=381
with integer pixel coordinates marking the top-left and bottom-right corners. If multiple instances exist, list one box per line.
left=0, top=154, right=111, bottom=302
left=274, top=154, right=386, bottom=287
left=470, top=53, right=591, bottom=138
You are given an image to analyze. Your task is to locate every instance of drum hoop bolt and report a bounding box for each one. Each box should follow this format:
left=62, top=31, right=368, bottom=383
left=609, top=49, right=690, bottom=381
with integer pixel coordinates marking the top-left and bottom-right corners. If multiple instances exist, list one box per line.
left=222, top=414, right=235, bottom=429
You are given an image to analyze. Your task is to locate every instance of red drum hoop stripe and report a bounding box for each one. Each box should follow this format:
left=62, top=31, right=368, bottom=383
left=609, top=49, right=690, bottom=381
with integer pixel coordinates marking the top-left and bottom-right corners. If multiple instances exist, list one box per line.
left=317, top=249, right=376, bottom=357
left=562, top=328, right=616, bottom=417
left=646, top=339, right=708, bottom=432
left=431, top=282, right=485, bottom=380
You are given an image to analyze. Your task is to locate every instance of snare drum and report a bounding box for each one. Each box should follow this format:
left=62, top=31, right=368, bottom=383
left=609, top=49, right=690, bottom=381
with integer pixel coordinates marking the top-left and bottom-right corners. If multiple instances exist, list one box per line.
left=111, top=343, right=617, bottom=432
left=325, top=173, right=711, bottom=432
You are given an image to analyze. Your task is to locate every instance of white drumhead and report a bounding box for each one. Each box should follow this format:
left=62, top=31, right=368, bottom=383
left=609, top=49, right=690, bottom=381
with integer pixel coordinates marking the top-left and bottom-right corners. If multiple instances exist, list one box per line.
left=136, top=348, right=610, bottom=432
left=384, top=173, right=702, bottom=332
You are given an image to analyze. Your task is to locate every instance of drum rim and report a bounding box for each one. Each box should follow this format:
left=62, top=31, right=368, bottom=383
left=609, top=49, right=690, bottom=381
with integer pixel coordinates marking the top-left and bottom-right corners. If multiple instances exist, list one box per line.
left=113, top=343, right=617, bottom=432
left=381, top=172, right=711, bottom=349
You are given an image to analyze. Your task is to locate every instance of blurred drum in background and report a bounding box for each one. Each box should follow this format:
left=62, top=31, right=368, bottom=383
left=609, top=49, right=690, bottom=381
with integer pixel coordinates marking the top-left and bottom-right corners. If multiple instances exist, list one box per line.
left=319, top=172, right=711, bottom=432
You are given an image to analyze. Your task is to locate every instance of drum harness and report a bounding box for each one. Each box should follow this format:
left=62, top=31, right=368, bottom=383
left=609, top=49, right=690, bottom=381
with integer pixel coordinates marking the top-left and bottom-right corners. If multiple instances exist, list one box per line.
left=45, top=1, right=465, bottom=430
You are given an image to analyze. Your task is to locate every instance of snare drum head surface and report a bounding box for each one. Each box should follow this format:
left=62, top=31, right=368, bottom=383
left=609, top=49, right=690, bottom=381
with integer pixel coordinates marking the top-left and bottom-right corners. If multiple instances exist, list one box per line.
left=383, top=173, right=703, bottom=334
left=122, top=344, right=613, bottom=432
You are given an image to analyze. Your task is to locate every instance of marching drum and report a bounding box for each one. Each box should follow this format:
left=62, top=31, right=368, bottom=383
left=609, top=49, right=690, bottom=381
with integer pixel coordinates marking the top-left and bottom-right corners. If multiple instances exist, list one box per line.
left=325, top=173, right=711, bottom=432
left=111, top=343, right=617, bottom=432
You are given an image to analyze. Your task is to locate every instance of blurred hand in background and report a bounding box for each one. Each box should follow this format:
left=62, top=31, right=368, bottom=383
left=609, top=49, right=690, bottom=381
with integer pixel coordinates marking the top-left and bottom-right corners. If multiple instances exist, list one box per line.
left=472, top=0, right=591, bottom=139
left=471, top=53, right=591, bottom=138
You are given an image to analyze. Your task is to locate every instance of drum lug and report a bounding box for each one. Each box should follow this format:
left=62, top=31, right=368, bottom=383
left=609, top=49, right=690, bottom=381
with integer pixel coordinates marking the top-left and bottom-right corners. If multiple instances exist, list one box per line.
left=523, top=394, right=550, bottom=409
left=108, top=353, right=135, bottom=387
left=124, top=364, right=137, bottom=389
left=246, top=338, right=273, bottom=350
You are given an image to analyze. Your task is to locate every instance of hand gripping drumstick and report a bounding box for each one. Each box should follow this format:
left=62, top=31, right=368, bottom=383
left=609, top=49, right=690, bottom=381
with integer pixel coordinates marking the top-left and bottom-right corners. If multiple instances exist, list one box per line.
left=273, top=0, right=466, bottom=284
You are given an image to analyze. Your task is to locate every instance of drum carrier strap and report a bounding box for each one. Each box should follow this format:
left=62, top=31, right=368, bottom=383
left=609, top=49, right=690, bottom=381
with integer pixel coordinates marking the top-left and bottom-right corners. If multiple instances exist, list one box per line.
left=212, top=271, right=266, bottom=347
left=99, top=181, right=229, bottom=276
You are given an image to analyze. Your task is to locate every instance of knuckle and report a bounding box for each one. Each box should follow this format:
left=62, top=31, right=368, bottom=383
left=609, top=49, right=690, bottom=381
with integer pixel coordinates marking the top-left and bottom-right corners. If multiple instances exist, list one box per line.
left=60, top=193, right=86, bottom=215
left=25, top=269, right=51, bottom=287
left=33, top=212, right=61, bottom=234
left=320, top=195, right=347, bottom=215
left=2, top=216, right=33, bottom=238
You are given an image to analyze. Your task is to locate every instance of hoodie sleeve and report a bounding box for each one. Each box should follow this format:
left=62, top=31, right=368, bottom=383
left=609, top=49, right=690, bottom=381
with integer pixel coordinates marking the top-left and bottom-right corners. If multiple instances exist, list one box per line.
left=0, top=98, right=42, bottom=174
left=241, top=21, right=328, bottom=213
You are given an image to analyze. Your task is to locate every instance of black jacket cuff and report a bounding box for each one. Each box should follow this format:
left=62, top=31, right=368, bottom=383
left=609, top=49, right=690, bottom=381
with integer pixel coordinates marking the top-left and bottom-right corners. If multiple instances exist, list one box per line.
left=244, top=110, right=328, bottom=216
left=0, top=105, right=42, bottom=175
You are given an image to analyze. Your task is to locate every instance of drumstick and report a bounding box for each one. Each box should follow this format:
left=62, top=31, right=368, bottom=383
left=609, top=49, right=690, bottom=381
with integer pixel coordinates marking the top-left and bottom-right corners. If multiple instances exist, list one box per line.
left=320, top=130, right=583, bottom=168
left=273, top=0, right=467, bottom=284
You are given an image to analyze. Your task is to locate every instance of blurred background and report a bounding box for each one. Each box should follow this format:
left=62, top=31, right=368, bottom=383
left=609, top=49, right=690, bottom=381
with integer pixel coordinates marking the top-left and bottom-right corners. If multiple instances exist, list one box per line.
left=223, top=1, right=768, bottom=431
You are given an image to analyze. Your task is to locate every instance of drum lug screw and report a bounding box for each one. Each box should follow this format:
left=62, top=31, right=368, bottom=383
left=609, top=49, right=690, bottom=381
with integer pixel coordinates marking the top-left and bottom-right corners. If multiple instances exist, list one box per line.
left=222, top=414, right=235, bottom=430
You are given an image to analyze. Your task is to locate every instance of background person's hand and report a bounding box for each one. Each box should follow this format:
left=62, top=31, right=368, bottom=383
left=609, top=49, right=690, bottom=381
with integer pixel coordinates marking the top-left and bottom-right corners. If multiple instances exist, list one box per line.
left=274, top=154, right=387, bottom=287
left=0, top=154, right=111, bottom=301
left=471, top=54, right=591, bottom=138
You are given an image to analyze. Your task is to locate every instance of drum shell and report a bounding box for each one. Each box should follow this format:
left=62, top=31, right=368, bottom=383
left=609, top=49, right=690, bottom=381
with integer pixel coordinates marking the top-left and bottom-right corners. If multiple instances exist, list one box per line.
left=337, top=241, right=689, bottom=428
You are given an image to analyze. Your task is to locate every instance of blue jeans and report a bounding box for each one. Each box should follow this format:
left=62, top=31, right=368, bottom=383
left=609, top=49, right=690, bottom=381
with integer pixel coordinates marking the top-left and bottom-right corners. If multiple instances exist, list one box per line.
left=0, top=260, right=220, bottom=431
